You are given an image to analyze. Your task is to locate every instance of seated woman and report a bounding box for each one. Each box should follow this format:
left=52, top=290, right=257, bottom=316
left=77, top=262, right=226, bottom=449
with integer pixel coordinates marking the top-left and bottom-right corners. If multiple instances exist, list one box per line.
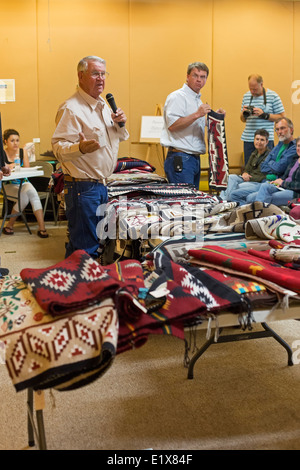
left=220, top=129, right=270, bottom=201
left=253, top=136, right=300, bottom=206
left=2, top=128, right=48, bottom=237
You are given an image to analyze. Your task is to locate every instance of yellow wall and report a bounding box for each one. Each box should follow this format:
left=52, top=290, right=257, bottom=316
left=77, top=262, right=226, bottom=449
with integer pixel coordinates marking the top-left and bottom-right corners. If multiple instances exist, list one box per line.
left=1, top=0, right=300, bottom=177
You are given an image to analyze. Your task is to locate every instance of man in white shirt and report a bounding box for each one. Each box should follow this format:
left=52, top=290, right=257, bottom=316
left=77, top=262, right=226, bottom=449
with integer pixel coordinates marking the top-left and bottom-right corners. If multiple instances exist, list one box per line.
left=160, top=62, right=225, bottom=189
left=52, top=55, right=129, bottom=259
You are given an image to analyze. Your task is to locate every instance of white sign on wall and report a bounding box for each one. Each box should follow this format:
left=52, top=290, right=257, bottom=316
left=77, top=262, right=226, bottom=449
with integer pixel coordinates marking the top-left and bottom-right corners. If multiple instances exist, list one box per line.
left=140, top=116, right=164, bottom=143
left=0, top=79, right=15, bottom=103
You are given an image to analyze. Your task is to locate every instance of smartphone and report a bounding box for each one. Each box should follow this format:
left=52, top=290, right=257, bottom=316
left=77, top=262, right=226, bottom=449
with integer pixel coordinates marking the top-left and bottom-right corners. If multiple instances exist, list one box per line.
left=173, top=155, right=183, bottom=172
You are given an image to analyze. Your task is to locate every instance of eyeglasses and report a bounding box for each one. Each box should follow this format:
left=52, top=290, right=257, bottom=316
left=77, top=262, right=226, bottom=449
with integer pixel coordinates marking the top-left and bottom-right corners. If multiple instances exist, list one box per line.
left=90, top=71, right=109, bottom=79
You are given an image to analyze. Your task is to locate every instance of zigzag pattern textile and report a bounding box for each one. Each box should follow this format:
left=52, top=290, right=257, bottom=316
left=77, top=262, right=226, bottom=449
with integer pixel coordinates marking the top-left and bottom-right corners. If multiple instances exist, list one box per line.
left=207, top=110, right=229, bottom=190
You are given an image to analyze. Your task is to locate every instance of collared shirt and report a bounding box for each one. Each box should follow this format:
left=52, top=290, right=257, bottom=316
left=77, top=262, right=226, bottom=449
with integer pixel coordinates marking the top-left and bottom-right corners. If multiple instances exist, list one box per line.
left=160, top=83, right=206, bottom=155
left=244, top=148, right=270, bottom=182
left=260, top=140, right=297, bottom=177
left=51, top=87, right=129, bottom=180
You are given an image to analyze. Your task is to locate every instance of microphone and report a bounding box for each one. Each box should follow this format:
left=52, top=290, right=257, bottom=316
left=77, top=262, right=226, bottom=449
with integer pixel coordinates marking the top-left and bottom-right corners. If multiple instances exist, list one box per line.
left=106, top=93, right=125, bottom=127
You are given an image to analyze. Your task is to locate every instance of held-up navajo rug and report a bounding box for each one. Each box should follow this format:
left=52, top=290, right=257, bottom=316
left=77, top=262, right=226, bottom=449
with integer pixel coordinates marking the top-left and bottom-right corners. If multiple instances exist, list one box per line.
left=207, top=110, right=229, bottom=190
left=0, top=276, right=118, bottom=392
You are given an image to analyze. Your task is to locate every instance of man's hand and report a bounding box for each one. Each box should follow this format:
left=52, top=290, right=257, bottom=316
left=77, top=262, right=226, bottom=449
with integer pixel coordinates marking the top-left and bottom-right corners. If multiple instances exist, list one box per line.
left=79, top=132, right=101, bottom=154
left=111, top=107, right=127, bottom=126
left=216, top=108, right=226, bottom=116
left=196, top=103, right=211, bottom=118
left=252, top=107, right=264, bottom=117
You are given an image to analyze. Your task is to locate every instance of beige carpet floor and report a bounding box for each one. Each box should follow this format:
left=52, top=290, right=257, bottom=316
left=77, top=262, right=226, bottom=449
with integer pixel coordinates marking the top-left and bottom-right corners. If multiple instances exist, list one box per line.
left=0, top=220, right=300, bottom=450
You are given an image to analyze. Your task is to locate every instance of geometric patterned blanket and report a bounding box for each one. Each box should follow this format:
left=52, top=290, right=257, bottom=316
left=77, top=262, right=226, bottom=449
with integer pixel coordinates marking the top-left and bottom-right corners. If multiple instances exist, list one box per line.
left=203, top=201, right=285, bottom=234
left=0, top=276, right=118, bottom=392
left=118, top=251, right=248, bottom=353
left=245, top=214, right=300, bottom=242
left=4, top=244, right=292, bottom=392
left=118, top=251, right=254, bottom=359
left=189, top=245, right=300, bottom=296
left=20, top=250, right=146, bottom=320
left=207, top=110, right=229, bottom=190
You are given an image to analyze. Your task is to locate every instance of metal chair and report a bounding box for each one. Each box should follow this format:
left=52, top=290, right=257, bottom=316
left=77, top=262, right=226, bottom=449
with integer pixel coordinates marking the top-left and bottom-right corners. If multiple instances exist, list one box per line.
left=29, top=161, right=58, bottom=224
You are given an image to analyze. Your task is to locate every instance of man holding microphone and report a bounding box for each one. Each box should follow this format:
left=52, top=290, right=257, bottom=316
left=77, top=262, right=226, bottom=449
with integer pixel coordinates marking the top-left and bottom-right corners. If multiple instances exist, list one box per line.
left=52, top=55, right=128, bottom=259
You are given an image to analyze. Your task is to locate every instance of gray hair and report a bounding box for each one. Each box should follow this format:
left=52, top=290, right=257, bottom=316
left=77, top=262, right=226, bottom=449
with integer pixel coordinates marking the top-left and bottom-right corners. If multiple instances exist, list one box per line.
left=77, top=56, right=106, bottom=73
left=187, top=62, right=209, bottom=77
left=275, top=117, right=294, bottom=130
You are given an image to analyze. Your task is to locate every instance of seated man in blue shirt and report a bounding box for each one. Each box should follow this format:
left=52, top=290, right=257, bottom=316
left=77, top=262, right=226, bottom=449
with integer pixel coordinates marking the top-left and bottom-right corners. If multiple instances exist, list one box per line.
left=160, top=62, right=225, bottom=189
left=230, top=117, right=297, bottom=205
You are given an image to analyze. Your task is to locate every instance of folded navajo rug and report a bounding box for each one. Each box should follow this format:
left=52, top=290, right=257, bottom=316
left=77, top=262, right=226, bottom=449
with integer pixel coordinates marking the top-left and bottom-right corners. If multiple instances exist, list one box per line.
left=20, top=250, right=146, bottom=320
left=114, top=157, right=156, bottom=173
left=248, top=246, right=300, bottom=269
left=107, top=172, right=166, bottom=186
left=149, top=234, right=270, bottom=264
left=0, top=276, right=118, bottom=392
left=98, top=193, right=222, bottom=245
left=189, top=245, right=300, bottom=295
left=207, top=110, right=229, bottom=190
left=203, top=269, right=277, bottom=310
left=107, top=182, right=200, bottom=199
left=117, top=252, right=247, bottom=354
left=245, top=214, right=300, bottom=242
left=203, top=201, right=285, bottom=234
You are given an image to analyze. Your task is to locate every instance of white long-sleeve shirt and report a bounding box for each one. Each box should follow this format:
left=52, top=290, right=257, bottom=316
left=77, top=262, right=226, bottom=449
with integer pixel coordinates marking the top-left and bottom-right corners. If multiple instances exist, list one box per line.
left=52, top=86, right=129, bottom=180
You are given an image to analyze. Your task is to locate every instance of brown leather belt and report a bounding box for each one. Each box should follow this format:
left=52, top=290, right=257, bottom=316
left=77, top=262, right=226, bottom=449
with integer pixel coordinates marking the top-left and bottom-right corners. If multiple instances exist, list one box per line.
left=168, top=147, right=200, bottom=157
left=64, top=174, right=106, bottom=185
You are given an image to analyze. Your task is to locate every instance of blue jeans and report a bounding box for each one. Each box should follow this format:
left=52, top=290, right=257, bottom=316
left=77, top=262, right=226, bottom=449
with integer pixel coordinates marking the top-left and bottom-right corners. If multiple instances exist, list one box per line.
left=164, top=151, right=200, bottom=189
left=251, top=182, right=295, bottom=206
left=230, top=182, right=261, bottom=205
left=220, top=174, right=244, bottom=201
left=64, top=179, right=108, bottom=259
